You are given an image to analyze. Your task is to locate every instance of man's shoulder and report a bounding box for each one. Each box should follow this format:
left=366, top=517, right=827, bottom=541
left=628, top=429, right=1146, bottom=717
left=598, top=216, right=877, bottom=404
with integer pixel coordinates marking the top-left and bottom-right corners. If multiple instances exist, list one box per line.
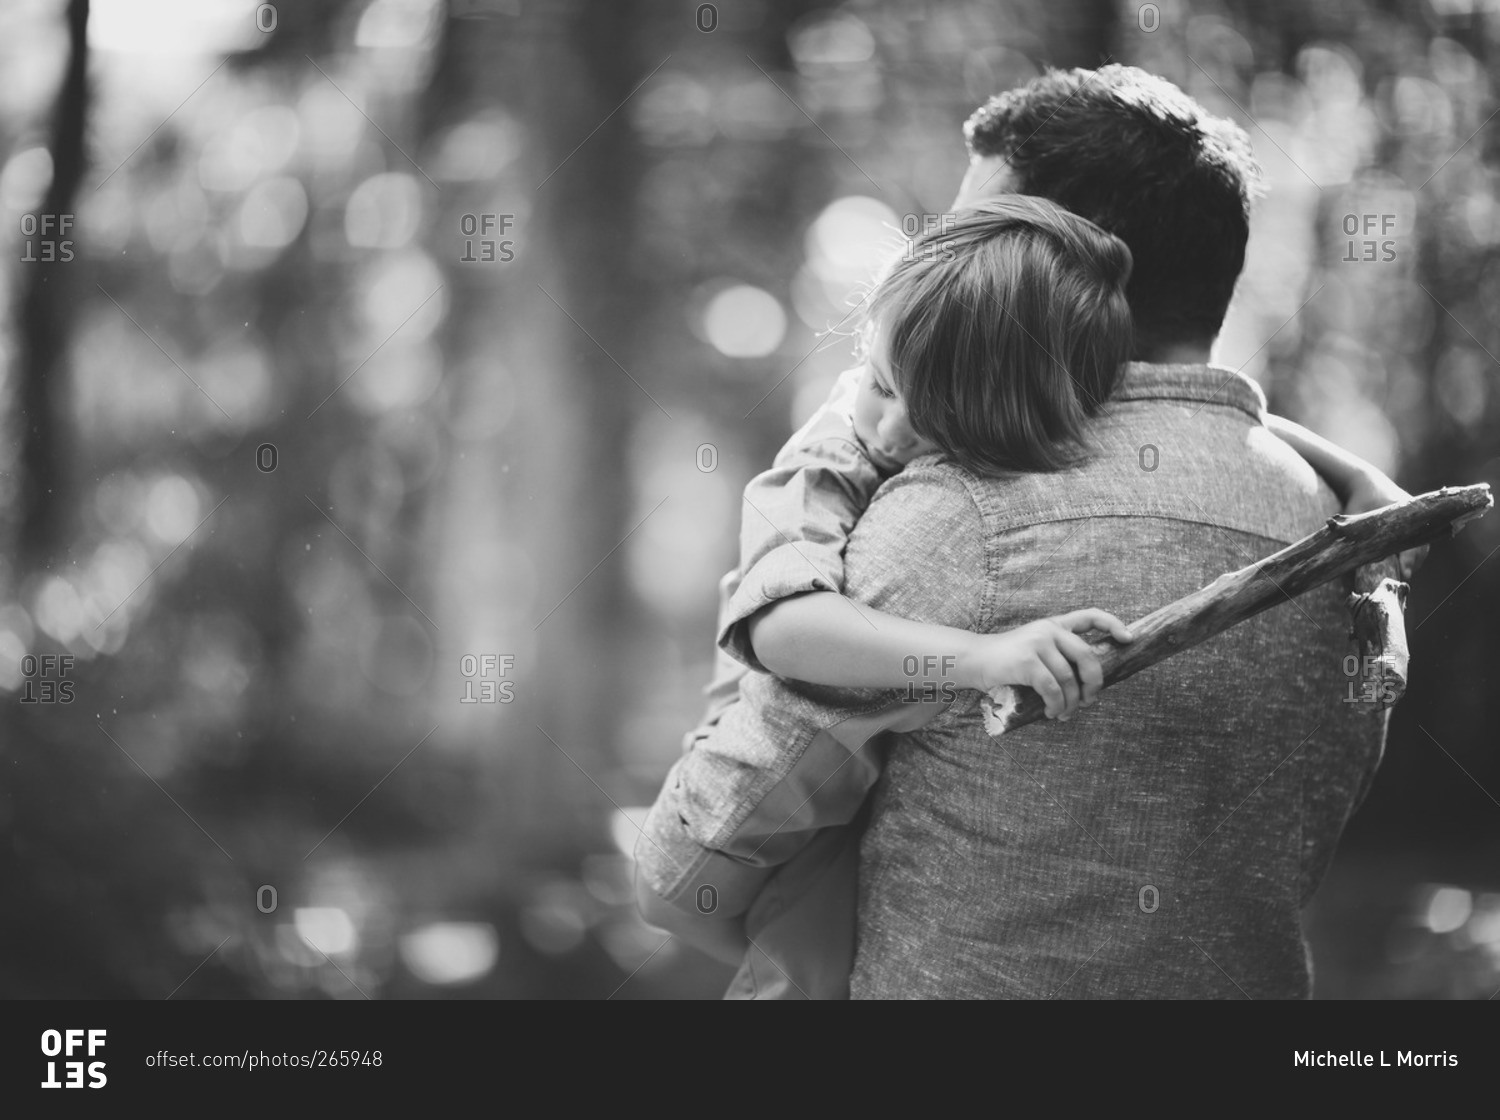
left=867, top=456, right=986, bottom=521
left=844, top=457, right=988, bottom=630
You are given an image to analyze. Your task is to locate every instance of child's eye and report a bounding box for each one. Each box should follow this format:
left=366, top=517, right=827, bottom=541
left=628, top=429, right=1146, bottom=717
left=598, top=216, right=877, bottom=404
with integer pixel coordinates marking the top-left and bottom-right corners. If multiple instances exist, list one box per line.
left=871, top=380, right=896, bottom=400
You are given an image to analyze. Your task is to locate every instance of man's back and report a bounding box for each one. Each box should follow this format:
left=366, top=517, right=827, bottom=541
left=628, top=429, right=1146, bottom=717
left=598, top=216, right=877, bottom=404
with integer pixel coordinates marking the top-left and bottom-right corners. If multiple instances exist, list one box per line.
left=844, top=363, right=1387, bottom=998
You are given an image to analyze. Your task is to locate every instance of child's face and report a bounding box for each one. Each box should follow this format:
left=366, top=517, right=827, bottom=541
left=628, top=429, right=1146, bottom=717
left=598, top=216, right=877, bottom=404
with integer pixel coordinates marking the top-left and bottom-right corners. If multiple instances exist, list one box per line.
left=852, top=321, right=938, bottom=468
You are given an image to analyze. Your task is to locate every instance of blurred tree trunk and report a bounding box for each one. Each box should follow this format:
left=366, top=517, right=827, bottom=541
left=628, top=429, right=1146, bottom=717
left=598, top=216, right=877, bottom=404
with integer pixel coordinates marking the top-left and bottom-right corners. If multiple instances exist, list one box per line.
left=16, top=0, right=88, bottom=569
left=432, top=0, right=646, bottom=848
left=538, top=0, right=643, bottom=781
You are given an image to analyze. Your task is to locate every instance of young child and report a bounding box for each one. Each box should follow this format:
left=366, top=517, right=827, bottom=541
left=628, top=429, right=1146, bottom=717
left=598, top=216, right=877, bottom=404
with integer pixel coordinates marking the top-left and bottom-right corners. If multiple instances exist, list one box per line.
left=635, top=196, right=1406, bottom=998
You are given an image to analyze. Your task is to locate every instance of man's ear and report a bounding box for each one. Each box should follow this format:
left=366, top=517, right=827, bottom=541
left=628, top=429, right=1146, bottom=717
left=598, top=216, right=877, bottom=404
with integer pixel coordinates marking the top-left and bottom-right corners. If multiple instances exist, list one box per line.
left=953, top=155, right=1013, bottom=208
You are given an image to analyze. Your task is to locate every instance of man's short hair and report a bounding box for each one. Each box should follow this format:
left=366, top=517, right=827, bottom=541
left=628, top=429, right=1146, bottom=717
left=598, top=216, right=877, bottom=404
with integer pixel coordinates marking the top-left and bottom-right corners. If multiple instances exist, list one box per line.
left=965, top=65, right=1263, bottom=356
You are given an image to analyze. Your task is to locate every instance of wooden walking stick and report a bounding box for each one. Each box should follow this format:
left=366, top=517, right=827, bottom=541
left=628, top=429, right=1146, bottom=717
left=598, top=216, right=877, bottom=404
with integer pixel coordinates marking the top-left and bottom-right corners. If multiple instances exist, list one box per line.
left=981, top=484, right=1493, bottom=736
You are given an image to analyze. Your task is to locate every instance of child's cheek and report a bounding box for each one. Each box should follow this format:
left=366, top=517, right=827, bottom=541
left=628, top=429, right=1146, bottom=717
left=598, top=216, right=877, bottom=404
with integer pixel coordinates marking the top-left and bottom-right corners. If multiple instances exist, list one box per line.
left=851, top=392, right=878, bottom=445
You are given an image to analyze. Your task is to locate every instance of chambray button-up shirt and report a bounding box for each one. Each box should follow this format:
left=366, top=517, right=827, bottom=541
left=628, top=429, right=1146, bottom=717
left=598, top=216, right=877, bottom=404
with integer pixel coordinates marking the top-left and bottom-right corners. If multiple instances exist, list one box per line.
left=844, top=363, right=1386, bottom=998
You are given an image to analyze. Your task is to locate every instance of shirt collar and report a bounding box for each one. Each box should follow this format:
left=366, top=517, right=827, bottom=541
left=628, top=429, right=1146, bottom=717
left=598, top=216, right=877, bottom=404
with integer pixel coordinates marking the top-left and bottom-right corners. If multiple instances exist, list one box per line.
left=1109, top=361, right=1267, bottom=421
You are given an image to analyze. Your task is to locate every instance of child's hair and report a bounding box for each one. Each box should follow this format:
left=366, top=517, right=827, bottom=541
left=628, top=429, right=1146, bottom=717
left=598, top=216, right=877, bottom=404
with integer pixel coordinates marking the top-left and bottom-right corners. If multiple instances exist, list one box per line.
left=865, top=195, right=1132, bottom=475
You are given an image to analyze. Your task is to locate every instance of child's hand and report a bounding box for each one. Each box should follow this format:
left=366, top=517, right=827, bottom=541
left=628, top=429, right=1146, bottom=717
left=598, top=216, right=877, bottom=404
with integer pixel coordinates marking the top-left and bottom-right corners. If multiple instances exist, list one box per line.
left=960, top=610, right=1134, bottom=721
left=1343, top=471, right=1429, bottom=580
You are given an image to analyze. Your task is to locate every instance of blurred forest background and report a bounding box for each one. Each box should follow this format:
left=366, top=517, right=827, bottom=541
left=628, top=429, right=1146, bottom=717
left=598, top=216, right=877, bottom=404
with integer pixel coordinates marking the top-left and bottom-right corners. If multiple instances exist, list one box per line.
left=0, top=0, right=1496, bottom=999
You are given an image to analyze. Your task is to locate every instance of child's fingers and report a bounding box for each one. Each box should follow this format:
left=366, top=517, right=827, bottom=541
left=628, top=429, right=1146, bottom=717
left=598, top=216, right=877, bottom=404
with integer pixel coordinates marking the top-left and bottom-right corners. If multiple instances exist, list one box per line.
left=1055, top=609, right=1134, bottom=643
left=1036, top=646, right=1081, bottom=718
left=1027, top=660, right=1067, bottom=718
left=1055, top=631, right=1104, bottom=703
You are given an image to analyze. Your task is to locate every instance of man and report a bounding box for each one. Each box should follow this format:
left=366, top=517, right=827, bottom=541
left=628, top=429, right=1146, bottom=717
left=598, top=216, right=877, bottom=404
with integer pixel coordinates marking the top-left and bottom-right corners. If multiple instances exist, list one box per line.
left=842, top=65, right=1389, bottom=997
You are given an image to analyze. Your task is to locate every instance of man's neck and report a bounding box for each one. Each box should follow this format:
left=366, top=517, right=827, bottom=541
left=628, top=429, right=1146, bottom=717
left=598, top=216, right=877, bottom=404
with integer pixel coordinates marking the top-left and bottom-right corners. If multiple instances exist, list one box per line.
left=1138, top=341, right=1212, bottom=365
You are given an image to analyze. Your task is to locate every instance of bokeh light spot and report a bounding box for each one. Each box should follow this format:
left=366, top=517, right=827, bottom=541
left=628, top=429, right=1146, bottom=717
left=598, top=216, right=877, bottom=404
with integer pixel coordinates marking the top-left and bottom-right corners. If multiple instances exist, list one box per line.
left=145, top=476, right=202, bottom=546
left=345, top=172, right=423, bottom=249
left=294, top=906, right=358, bottom=957
left=399, top=922, right=499, bottom=986
left=239, top=175, right=308, bottom=250
left=1423, top=886, right=1473, bottom=934
left=701, top=284, right=786, bottom=358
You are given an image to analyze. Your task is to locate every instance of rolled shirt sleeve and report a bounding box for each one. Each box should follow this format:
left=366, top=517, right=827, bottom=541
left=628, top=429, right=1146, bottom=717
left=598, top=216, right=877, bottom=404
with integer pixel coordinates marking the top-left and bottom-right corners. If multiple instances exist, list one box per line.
left=717, top=367, right=893, bottom=669
left=636, top=463, right=989, bottom=907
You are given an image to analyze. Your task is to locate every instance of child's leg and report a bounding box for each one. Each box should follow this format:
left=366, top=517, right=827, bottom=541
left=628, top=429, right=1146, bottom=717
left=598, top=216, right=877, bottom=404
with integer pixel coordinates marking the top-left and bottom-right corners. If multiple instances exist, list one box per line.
left=634, top=752, right=771, bottom=956
left=723, top=818, right=862, bottom=1000
left=636, top=607, right=762, bottom=964
left=634, top=873, right=748, bottom=965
